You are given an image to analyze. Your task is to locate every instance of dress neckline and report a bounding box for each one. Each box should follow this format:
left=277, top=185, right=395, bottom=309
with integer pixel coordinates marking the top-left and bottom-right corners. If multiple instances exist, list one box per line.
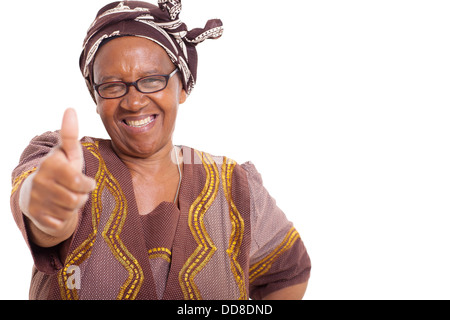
left=116, top=144, right=186, bottom=216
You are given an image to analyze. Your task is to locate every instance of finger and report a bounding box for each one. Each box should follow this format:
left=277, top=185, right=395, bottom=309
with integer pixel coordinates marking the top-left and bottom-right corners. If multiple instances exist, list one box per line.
left=37, top=159, right=95, bottom=194
left=38, top=181, right=90, bottom=212
left=60, top=108, right=83, bottom=170
left=31, top=211, right=77, bottom=239
left=31, top=213, right=64, bottom=232
left=42, top=203, right=84, bottom=224
left=54, top=169, right=96, bottom=194
left=30, top=197, right=76, bottom=224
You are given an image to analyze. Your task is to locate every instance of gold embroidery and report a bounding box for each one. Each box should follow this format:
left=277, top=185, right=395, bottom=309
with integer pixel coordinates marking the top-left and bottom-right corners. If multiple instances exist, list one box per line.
left=222, top=157, right=247, bottom=300
left=11, top=167, right=37, bottom=196
left=148, top=247, right=172, bottom=263
left=179, top=150, right=219, bottom=300
left=58, top=141, right=101, bottom=300
left=249, top=227, right=300, bottom=283
left=97, top=150, right=144, bottom=300
left=58, top=141, right=144, bottom=300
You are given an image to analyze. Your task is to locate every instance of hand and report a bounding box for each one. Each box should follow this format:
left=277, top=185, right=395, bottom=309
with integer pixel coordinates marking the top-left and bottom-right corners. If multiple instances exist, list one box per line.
left=19, top=108, right=96, bottom=246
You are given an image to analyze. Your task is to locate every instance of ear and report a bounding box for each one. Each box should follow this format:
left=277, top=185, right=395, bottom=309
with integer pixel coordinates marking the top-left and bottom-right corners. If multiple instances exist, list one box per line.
left=179, top=89, right=187, bottom=105
left=175, top=72, right=187, bottom=105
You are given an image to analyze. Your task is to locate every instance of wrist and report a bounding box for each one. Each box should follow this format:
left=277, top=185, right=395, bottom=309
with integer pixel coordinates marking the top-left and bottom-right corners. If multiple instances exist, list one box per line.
left=18, top=171, right=37, bottom=217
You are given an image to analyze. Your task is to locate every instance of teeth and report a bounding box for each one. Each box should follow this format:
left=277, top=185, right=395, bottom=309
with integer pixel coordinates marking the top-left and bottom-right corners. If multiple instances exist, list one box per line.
left=126, top=116, right=155, bottom=128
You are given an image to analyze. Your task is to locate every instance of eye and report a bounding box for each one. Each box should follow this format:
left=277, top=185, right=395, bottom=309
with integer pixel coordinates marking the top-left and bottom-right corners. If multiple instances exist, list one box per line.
left=99, top=82, right=125, bottom=94
left=138, top=76, right=166, bottom=91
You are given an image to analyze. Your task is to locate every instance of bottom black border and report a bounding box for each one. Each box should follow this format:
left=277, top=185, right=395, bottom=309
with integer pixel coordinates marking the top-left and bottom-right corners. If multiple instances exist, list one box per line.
left=1, top=300, right=439, bottom=318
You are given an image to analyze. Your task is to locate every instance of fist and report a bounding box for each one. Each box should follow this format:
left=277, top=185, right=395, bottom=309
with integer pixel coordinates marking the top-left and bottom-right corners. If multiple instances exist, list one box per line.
left=20, top=108, right=96, bottom=245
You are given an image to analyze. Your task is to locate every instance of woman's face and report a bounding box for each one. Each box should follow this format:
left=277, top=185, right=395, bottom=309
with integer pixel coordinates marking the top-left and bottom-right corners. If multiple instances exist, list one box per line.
left=93, top=36, right=186, bottom=160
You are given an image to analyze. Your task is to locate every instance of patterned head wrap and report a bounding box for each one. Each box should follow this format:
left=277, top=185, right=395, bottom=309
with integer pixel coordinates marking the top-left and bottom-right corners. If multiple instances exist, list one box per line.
left=79, top=0, right=223, bottom=100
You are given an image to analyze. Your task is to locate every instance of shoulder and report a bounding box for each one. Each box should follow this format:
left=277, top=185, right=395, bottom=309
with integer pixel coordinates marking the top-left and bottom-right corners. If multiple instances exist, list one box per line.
left=19, top=131, right=109, bottom=161
left=181, top=146, right=265, bottom=204
left=22, top=130, right=106, bottom=148
left=13, top=131, right=108, bottom=175
left=181, top=145, right=259, bottom=181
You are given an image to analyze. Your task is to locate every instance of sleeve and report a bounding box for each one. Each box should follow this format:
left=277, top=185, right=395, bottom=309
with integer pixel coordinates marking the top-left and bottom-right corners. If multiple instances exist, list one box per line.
left=242, top=162, right=311, bottom=300
left=10, top=131, right=67, bottom=274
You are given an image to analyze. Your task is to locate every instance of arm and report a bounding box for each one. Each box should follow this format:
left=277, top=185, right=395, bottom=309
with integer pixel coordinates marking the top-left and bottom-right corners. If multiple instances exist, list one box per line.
left=243, top=162, right=311, bottom=300
left=16, top=109, right=95, bottom=248
left=262, top=281, right=308, bottom=300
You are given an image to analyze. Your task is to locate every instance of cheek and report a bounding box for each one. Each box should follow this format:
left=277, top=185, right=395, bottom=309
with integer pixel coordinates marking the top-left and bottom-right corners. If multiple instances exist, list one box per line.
left=96, top=101, right=116, bottom=124
left=158, top=80, right=185, bottom=113
left=152, top=91, right=180, bottom=115
left=96, top=102, right=105, bottom=118
left=95, top=93, right=106, bottom=115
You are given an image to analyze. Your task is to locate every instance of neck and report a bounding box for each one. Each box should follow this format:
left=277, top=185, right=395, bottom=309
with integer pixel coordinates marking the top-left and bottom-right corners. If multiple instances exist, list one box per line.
left=116, top=142, right=179, bottom=180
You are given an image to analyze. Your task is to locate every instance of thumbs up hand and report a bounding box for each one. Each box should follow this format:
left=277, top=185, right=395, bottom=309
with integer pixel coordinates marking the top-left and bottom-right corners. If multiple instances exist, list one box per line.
left=19, top=108, right=96, bottom=247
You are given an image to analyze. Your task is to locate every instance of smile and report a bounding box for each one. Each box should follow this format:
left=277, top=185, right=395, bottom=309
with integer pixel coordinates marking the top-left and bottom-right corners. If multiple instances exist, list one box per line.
left=124, top=115, right=156, bottom=128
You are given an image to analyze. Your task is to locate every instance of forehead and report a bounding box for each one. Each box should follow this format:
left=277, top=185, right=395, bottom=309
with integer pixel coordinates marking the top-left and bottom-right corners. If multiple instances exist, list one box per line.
left=93, top=36, right=173, bottom=80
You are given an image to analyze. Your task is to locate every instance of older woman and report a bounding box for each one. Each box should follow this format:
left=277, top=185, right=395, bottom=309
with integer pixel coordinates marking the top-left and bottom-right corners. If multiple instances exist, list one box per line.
left=10, top=0, right=310, bottom=300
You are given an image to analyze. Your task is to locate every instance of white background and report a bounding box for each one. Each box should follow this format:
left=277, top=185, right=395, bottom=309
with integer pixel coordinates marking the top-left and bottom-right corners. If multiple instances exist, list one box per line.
left=1, top=0, right=450, bottom=299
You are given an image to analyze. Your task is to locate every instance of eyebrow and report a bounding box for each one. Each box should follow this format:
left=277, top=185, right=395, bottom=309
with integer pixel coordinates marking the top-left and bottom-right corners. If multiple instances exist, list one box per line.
left=98, top=70, right=162, bottom=83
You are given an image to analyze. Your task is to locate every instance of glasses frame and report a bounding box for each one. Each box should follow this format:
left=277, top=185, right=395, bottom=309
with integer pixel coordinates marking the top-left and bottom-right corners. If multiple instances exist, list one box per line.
left=94, top=68, right=178, bottom=99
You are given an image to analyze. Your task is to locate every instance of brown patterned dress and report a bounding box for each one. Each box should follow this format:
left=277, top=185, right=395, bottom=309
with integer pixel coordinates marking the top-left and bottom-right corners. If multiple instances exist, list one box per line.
left=11, top=131, right=311, bottom=300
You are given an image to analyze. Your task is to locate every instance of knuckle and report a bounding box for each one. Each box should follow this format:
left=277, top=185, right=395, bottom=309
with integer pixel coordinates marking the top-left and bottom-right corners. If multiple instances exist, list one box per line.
left=54, top=208, right=73, bottom=222
left=71, top=173, right=82, bottom=187
left=36, top=157, right=64, bottom=182
left=31, top=210, right=53, bottom=229
left=40, top=150, right=61, bottom=169
left=66, top=192, right=88, bottom=210
left=31, top=171, right=46, bottom=188
left=73, top=194, right=87, bottom=209
left=79, top=194, right=90, bottom=206
left=29, top=192, right=44, bottom=212
left=65, top=193, right=79, bottom=209
left=70, top=173, right=93, bottom=193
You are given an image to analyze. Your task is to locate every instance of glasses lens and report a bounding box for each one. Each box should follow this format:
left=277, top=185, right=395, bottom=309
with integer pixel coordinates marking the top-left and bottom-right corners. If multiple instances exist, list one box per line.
left=138, top=76, right=166, bottom=93
left=98, top=82, right=127, bottom=98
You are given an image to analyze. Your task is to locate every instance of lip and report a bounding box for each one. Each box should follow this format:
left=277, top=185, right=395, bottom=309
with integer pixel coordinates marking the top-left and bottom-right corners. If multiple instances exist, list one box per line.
left=120, top=114, right=158, bottom=133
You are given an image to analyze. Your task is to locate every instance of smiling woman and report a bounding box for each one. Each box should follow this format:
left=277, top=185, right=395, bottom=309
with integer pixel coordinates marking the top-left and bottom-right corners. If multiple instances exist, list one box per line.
left=93, top=37, right=186, bottom=161
left=9, top=0, right=310, bottom=300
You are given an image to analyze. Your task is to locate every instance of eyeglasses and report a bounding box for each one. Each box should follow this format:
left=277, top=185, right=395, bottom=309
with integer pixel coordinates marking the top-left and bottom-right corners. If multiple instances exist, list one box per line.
left=94, top=69, right=178, bottom=99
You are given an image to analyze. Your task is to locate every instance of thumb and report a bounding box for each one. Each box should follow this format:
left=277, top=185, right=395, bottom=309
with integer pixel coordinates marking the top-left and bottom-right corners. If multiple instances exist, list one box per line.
left=60, top=108, right=83, bottom=170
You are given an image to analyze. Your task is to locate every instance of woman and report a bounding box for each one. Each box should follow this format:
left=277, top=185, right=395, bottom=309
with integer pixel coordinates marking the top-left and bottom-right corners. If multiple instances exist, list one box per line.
left=10, top=0, right=310, bottom=300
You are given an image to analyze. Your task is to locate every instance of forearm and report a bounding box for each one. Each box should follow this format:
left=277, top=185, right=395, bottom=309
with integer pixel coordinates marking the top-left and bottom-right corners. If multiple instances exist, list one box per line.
left=12, top=123, right=92, bottom=250
left=262, top=281, right=308, bottom=300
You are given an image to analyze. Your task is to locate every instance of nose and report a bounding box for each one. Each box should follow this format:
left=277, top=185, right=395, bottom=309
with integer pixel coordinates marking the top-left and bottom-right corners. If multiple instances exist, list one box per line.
left=121, top=85, right=148, bottom=111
